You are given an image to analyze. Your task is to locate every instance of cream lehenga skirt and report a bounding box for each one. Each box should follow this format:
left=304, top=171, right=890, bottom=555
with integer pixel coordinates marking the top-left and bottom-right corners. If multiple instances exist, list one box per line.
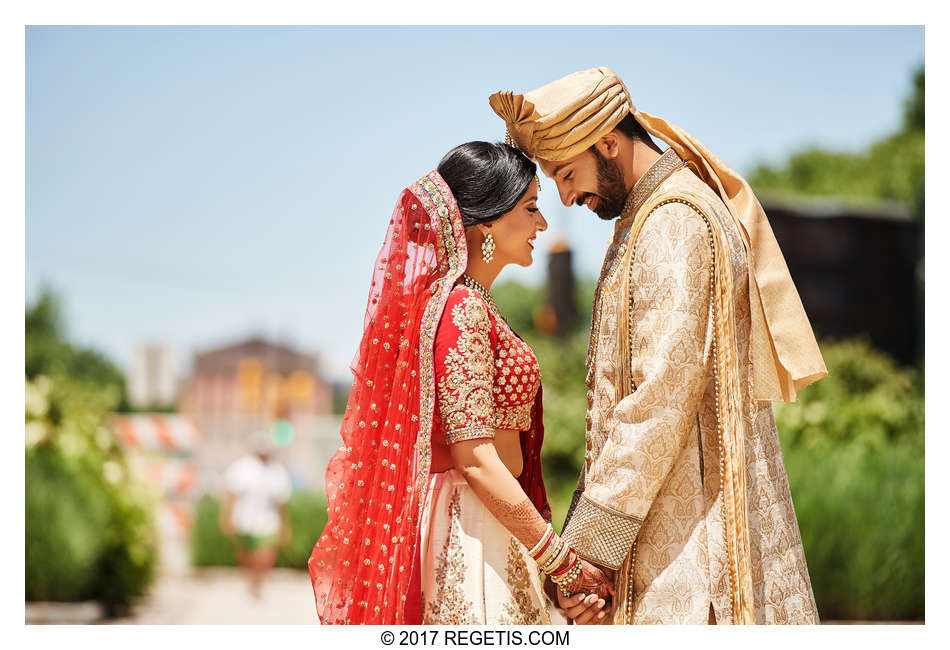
left=419, top=469, right=555, bottom=624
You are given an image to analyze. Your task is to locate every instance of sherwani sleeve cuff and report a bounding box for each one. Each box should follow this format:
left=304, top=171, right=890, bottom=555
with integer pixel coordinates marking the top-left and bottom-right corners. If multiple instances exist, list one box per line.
left=560, top=494, right=642, bottom=570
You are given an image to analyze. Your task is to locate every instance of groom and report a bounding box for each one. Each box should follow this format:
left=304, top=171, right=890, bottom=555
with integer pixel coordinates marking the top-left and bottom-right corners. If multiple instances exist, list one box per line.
left=490, top=68, right=827, bottom=624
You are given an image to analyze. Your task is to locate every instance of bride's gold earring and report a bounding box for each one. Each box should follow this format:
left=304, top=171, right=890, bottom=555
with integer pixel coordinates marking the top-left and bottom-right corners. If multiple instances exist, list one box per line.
left=481, top=232, right=496, bottom=263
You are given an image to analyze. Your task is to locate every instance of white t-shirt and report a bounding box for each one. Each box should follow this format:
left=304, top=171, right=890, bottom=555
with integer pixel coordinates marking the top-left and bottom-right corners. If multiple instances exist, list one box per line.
left=224, top=455, right=293, bottom=537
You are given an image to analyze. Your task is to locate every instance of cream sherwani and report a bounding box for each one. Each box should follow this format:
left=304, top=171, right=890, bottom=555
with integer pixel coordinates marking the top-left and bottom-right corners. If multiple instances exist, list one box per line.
left=561, top=150, right=819, bottom=624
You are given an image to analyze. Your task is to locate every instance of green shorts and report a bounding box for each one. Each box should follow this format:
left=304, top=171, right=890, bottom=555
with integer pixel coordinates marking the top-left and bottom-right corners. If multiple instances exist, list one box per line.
left=234, top=532, right=276, bottom=550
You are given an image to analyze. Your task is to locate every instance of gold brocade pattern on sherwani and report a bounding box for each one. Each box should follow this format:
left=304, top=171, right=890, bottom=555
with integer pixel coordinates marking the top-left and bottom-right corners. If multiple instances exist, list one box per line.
left=567, top=157, right=819, bottom=624
left=424, top=489, right=478, bottom=624
left=499, top=538, right=547, bottom=625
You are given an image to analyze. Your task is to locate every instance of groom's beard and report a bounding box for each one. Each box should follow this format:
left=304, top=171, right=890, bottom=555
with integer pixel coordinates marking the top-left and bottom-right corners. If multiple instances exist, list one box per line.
left=591, top=148, right=628, bottom=221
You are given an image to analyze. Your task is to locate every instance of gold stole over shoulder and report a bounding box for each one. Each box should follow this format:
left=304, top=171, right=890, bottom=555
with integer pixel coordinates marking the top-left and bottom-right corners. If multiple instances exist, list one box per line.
left=633, top=109, right=827, bottom=402
left=614, top=186, right=755, bottom=625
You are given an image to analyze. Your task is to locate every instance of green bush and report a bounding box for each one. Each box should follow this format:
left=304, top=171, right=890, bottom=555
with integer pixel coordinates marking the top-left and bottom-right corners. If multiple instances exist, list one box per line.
left=774, top=338, right=924, bottom=620
left=190, top=491, right=328, bottom=569
left=782, top=440, right=923, bottom=620
left=93, top=481, right=161, bottom=611
left=775, top=338, right=924, bottom=450
left=25, top=445, right=110, bottom=601
left=25, top=375, right=158, bottom=614
left=278, top=491, right=329, bottom=568
left=190, top=494, right=238, bottom=567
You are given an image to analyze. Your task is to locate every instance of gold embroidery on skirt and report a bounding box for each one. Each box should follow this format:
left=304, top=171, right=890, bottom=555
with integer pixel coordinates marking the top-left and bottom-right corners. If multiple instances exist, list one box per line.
left=499, top=538, right=547, bottom=625
left=424, top=489, right=478, bottom=624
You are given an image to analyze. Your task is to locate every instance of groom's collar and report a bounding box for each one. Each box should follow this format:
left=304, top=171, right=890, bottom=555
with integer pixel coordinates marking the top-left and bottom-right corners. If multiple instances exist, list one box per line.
left=618, top=148, right=685, bottom=224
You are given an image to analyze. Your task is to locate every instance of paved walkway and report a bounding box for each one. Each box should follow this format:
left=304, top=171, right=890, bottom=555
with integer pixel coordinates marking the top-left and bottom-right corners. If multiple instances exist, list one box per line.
left=37, top=566, right=923, bottom=625
left=112, top=568, right=318, bottom=625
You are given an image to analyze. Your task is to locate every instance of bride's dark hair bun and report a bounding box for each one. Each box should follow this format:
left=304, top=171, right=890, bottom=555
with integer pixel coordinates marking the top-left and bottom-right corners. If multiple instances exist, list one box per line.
left=437, top=141, right=536, bottom=227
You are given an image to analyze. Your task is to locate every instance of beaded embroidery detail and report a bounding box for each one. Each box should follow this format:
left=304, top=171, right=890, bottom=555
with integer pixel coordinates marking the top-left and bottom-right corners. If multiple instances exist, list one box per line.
left=435, top=287, right=541, bottom=442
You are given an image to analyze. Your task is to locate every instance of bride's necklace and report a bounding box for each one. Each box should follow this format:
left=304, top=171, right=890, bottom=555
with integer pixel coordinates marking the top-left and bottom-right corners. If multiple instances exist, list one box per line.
left=459, top=274, right=499, bottom=314
left=459, top=273, right=527, bottom=340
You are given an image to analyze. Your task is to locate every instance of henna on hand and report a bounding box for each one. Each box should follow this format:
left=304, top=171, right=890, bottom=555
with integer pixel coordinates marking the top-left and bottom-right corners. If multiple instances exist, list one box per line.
left=485, top=494, right=548, bottom=548
left=565, top=557, right=614, bottom=601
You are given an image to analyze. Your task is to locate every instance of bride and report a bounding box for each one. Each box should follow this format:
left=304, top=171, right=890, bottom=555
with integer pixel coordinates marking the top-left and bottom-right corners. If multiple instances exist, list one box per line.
left=308, top=142, right=611, bottom=625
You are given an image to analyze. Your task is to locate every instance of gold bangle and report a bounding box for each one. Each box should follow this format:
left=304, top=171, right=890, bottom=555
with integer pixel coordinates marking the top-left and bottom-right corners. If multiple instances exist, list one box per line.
left=550, top=553, right=581, bottom=584
left=552, top=540, right=572, bottom=571
left=555, top=561, right=583, bottom=597
left=540, top=537, right=566, bottom=573
left=528, top=524, right=554, bottom=558
left=542, top=538, right=571, bottom=575
left=536, top=534, right=562, bottom=569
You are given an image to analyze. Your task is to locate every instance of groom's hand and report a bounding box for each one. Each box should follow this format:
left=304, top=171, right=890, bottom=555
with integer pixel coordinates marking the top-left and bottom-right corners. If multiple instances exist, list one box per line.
left=556, top=591, right=609, bottom=625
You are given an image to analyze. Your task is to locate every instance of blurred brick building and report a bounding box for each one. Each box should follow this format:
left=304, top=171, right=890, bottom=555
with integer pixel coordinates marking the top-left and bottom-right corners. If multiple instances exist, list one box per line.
left=178, top=337, right=339, bottom=491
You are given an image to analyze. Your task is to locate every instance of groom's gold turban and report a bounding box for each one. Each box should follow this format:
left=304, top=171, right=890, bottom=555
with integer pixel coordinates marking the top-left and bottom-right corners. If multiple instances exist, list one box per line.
left=489, top=67, right=827, bottom=404
left=488, top=67, right=630, bottom=162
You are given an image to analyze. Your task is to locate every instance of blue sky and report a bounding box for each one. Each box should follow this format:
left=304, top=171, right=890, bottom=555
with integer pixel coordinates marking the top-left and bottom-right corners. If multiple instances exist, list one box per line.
left=25, top=26, right=924, bottom=382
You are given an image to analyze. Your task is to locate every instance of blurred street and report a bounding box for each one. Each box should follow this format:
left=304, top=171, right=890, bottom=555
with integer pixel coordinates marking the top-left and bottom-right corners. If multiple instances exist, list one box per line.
left=112, top=568, right=317, bottom=625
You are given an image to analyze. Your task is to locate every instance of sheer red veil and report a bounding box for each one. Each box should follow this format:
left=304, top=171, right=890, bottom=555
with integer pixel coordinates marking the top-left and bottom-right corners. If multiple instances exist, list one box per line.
left=308, top=171, right=549, bottom=624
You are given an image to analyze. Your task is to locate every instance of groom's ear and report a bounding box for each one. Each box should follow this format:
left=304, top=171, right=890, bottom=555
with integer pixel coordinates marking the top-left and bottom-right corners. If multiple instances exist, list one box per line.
left=596, top=132, right=622, bottom=159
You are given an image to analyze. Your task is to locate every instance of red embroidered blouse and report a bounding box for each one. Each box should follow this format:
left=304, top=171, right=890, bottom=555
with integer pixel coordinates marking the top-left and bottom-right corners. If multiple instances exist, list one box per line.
left=433, top=285, right=541, bottom=445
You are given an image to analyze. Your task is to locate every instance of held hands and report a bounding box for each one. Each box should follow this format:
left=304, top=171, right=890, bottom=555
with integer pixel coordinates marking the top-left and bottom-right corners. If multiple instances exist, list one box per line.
left=529, top=525, right=616, bottom=624
left=570, top=558, right=615, bottom=601
left=554, top=560, right=616, bottom=625
left=557, top=591, right=610, bottom=625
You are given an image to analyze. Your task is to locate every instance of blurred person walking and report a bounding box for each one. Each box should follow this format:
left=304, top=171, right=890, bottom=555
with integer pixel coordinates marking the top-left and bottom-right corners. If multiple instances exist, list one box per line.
left=220, top=432, right=293, bottom=599
left=490, top=67, right=827, bottom=624
left=308, top=143, right=611, bottom=625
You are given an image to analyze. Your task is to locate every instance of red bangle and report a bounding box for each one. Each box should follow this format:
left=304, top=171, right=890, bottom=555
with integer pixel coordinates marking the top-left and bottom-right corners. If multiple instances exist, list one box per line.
left=530, top=534, right=553, bottom=561
left=550, top=549, right=578, bottom=577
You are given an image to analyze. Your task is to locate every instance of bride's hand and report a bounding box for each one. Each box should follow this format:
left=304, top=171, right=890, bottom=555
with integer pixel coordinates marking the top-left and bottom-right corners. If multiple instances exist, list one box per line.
left=570, top=557, right=615, bottom=601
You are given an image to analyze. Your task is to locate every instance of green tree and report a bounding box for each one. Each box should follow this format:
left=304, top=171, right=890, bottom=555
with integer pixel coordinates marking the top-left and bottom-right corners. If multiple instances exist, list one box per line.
left=26, top=288, right=130, bottom=411
left=903, top=66, right=924, bottom=133
left=748, top=65, right=924, bottom=218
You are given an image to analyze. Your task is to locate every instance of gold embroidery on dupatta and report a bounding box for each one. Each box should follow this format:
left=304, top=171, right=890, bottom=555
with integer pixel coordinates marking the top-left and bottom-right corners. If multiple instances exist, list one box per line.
left=499, top=537, right=548, bottom=625
left=424, top=489, right=478, bottom=624
left=438, top=294, right=495, bottom=444
left=412, top=172, right=466, bottom=530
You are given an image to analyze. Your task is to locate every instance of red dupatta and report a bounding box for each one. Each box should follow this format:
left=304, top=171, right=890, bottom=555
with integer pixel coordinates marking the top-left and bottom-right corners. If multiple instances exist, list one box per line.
left=308, top=171, right=549, bottom=624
